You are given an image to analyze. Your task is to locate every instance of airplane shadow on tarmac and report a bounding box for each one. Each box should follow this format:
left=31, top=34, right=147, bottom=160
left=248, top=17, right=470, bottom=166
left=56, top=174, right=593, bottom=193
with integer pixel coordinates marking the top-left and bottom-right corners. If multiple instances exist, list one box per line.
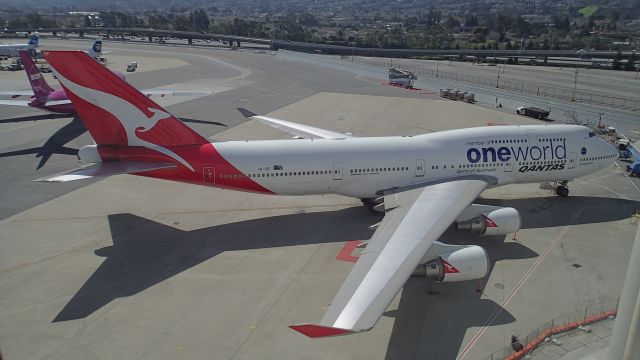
left=384, top=194, right=640, bottom=360
left=0, top=116, right=226, bottom=169
left=53, top=206, right=378, bottom=322
left=53, top=194, right=640, bottom=358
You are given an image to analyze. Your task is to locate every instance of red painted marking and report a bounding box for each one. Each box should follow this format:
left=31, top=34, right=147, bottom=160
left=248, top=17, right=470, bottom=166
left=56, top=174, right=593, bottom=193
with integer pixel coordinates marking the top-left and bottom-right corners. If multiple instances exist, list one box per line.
left=336, top=240, right=362, bottom=263
left=442, top=259, right=460, bottom=273
left=289, top=324, right=355, bottom=338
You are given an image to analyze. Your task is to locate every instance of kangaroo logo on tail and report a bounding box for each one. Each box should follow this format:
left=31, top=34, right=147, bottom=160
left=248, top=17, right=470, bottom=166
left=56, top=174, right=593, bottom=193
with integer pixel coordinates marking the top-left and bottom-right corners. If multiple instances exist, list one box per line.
left=52, top=69, right=195, bottom=171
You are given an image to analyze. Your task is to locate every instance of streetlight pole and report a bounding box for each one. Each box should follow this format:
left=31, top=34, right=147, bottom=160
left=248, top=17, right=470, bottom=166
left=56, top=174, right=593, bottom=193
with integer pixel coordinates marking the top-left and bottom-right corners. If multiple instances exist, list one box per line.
left=634, top=51, right=638, bottom=79
left=572, top=67, right=579, bottom=102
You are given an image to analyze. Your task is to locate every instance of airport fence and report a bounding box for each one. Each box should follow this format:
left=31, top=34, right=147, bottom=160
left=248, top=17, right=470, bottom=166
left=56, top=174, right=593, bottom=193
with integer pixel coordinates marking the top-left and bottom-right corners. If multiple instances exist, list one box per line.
left=345, top=56, right=640, bottom=112
left=480, top=298, right=618, bottom=360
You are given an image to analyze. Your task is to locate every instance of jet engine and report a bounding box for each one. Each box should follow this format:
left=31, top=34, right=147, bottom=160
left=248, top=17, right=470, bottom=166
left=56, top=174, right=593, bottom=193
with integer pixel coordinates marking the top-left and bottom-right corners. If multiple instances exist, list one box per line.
left=412, top=245, right=489, bottom=282
left=455, top=207, right=521, bottom=236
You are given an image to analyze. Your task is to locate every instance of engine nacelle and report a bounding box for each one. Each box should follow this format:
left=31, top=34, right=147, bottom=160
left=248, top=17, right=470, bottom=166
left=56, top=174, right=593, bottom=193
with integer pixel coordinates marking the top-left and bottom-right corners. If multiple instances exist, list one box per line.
left=413, top=245, right=489, bottom=282
left=455, top=207, right=521, bottom=236
left=78, top=145, right=101, bottom=163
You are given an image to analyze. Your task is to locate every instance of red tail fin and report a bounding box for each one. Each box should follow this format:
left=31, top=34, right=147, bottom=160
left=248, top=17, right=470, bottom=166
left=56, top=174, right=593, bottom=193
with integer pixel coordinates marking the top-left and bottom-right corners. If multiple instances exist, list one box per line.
left=42, top=50, right=207, bottom=147
left=19, top=50, right=54, bottom=99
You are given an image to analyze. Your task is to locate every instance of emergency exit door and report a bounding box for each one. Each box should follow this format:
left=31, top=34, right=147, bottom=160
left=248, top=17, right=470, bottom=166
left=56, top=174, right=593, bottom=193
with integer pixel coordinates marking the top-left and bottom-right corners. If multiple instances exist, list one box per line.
left=415, top=159, right=425, bottom=177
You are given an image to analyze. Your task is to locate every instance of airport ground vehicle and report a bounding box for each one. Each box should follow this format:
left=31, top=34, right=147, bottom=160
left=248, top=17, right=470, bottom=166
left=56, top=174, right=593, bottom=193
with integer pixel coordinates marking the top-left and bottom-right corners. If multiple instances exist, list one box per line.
left=517, top=106, right=550, bottom=120
left=627, top=163, right=640, bottom=176
left=40, top=50, right=618, bottom=338
left=126, top=61, right=137, bottom=72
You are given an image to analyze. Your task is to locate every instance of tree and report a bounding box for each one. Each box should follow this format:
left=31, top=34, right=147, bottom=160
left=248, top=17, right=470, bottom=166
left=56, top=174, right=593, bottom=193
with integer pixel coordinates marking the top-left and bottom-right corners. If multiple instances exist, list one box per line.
left=172, top=15, right=190, bottom=31
left=192, top=9, right=209, bottom=32
left=495, top=12, right=512, bottom=33
left=445, top=15, right=459, bottom=30
left=465, top=15, right=478, bottom=27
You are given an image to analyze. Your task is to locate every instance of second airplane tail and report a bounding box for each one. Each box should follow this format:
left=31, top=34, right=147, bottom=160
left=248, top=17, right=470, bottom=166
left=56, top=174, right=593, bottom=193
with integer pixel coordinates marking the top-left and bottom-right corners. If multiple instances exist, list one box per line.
left=19, top=50, right=54, bottom=99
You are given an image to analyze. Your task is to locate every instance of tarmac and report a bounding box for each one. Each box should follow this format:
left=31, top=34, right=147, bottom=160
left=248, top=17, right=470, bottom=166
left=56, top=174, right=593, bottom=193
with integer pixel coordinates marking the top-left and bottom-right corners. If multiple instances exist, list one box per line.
left=1, top=40, right=639, bottom=360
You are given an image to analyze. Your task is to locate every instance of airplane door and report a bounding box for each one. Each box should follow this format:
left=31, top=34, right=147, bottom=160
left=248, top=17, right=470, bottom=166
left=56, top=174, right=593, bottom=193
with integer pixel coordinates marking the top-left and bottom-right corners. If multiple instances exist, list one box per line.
left=415, top=159, right=425, bottom=177
left=203, top=167, right=215, bottom=184
left=568, top=152, right=576, bottom=169
left=333, top=162, right=343, bottom=180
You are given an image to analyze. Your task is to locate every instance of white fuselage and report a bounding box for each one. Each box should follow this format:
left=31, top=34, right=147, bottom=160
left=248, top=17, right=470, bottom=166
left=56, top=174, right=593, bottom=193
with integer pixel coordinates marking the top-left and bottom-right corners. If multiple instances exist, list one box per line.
left=214, top=125, right=618, bottom=198
left=0, top=43, right=36, bottom=57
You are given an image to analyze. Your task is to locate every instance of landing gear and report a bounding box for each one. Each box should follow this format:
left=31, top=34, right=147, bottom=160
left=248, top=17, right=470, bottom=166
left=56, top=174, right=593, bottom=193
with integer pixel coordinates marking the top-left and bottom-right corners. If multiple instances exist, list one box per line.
left=555, top=181, right=570, bottom=197
left=361, top=198, right=379, bottom=214
left=360, top=198, right=373, bottom=206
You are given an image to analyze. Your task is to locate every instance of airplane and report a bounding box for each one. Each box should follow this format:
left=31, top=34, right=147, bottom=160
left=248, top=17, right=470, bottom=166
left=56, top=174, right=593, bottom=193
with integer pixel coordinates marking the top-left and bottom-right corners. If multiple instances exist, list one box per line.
left=0, top=34, right=39, bottom=57
left=84, top=38, right=110, bottom=60
left=0, top=50, right=212, bottom=114
left=38, top=50, right=619, bottom=338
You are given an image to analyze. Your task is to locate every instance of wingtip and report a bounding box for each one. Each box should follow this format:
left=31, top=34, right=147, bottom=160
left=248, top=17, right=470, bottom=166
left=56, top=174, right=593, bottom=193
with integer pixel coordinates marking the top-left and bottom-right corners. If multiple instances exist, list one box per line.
left=289, top=324, right=357, bottom=338
left=237, top=107, right=258, bottom=118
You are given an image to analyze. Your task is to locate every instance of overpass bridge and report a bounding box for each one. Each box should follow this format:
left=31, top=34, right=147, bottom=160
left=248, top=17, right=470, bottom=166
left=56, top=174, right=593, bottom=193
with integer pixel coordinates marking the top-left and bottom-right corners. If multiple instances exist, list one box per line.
left=5, top=27, right=634, bottom=62
left=6, top=27, right=270, bottom=47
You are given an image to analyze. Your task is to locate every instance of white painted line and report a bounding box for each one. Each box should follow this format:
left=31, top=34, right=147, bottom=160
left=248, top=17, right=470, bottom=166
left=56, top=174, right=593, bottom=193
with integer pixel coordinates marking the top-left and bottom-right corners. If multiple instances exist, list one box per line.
left=457, top=209, right=583, bottom=360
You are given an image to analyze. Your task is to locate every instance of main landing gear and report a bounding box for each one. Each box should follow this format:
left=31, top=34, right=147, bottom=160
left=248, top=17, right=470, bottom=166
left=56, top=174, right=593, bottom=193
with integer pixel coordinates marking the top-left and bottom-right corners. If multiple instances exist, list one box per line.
left=361, top=198, right=377, bottom=213
left=555, top=181, right=570, bottom=198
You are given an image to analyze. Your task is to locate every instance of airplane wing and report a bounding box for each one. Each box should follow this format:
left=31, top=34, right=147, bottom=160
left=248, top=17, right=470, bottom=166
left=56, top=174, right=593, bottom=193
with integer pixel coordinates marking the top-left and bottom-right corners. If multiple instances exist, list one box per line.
left=35, top=161, right=176, bottom=182
left=141, top=89, right=213, bottom=97
left=290, top=179, right=489, bottom=337
left=238, top=108, right=354, bottom=139
left=0, top=90, right=34, bottom=96
left=0, top=99, right=31, bottom=107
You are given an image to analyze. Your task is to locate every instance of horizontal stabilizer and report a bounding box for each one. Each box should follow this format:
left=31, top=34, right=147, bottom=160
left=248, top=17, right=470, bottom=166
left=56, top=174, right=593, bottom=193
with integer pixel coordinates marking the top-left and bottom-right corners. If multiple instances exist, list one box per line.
left=289, top=324, right=360, bottom=338
left=0, top=100, right=32, bottom=107
left=45, top=100, right=73, bottom=106
left=35, top=161, right=176, bottom=182
left=0, top=90, right=35, bottom=97
left=141, top=89, right=213, bottom=97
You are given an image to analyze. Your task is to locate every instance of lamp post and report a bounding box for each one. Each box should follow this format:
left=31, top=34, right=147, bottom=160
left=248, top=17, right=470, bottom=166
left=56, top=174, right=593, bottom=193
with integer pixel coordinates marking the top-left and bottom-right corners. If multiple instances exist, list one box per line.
left=571, top=67, right=579, bottom=102
left=634, top=51, right=638, bottom=79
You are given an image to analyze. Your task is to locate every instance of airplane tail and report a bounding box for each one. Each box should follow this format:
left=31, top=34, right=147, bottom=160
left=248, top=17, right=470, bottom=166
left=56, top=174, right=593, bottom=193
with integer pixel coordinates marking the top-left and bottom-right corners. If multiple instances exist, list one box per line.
left=19, top=50, right=54, bottom=99
left=28, top=34, right=39, bottom=47
left=42, top=50, right=208, bottom=148
left=90, top=38, right=102, bottom=54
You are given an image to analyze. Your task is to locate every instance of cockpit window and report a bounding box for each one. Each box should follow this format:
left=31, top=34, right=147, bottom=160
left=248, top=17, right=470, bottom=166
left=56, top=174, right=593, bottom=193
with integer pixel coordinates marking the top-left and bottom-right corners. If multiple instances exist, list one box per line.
left=588, top=131, right=596, bottom=138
